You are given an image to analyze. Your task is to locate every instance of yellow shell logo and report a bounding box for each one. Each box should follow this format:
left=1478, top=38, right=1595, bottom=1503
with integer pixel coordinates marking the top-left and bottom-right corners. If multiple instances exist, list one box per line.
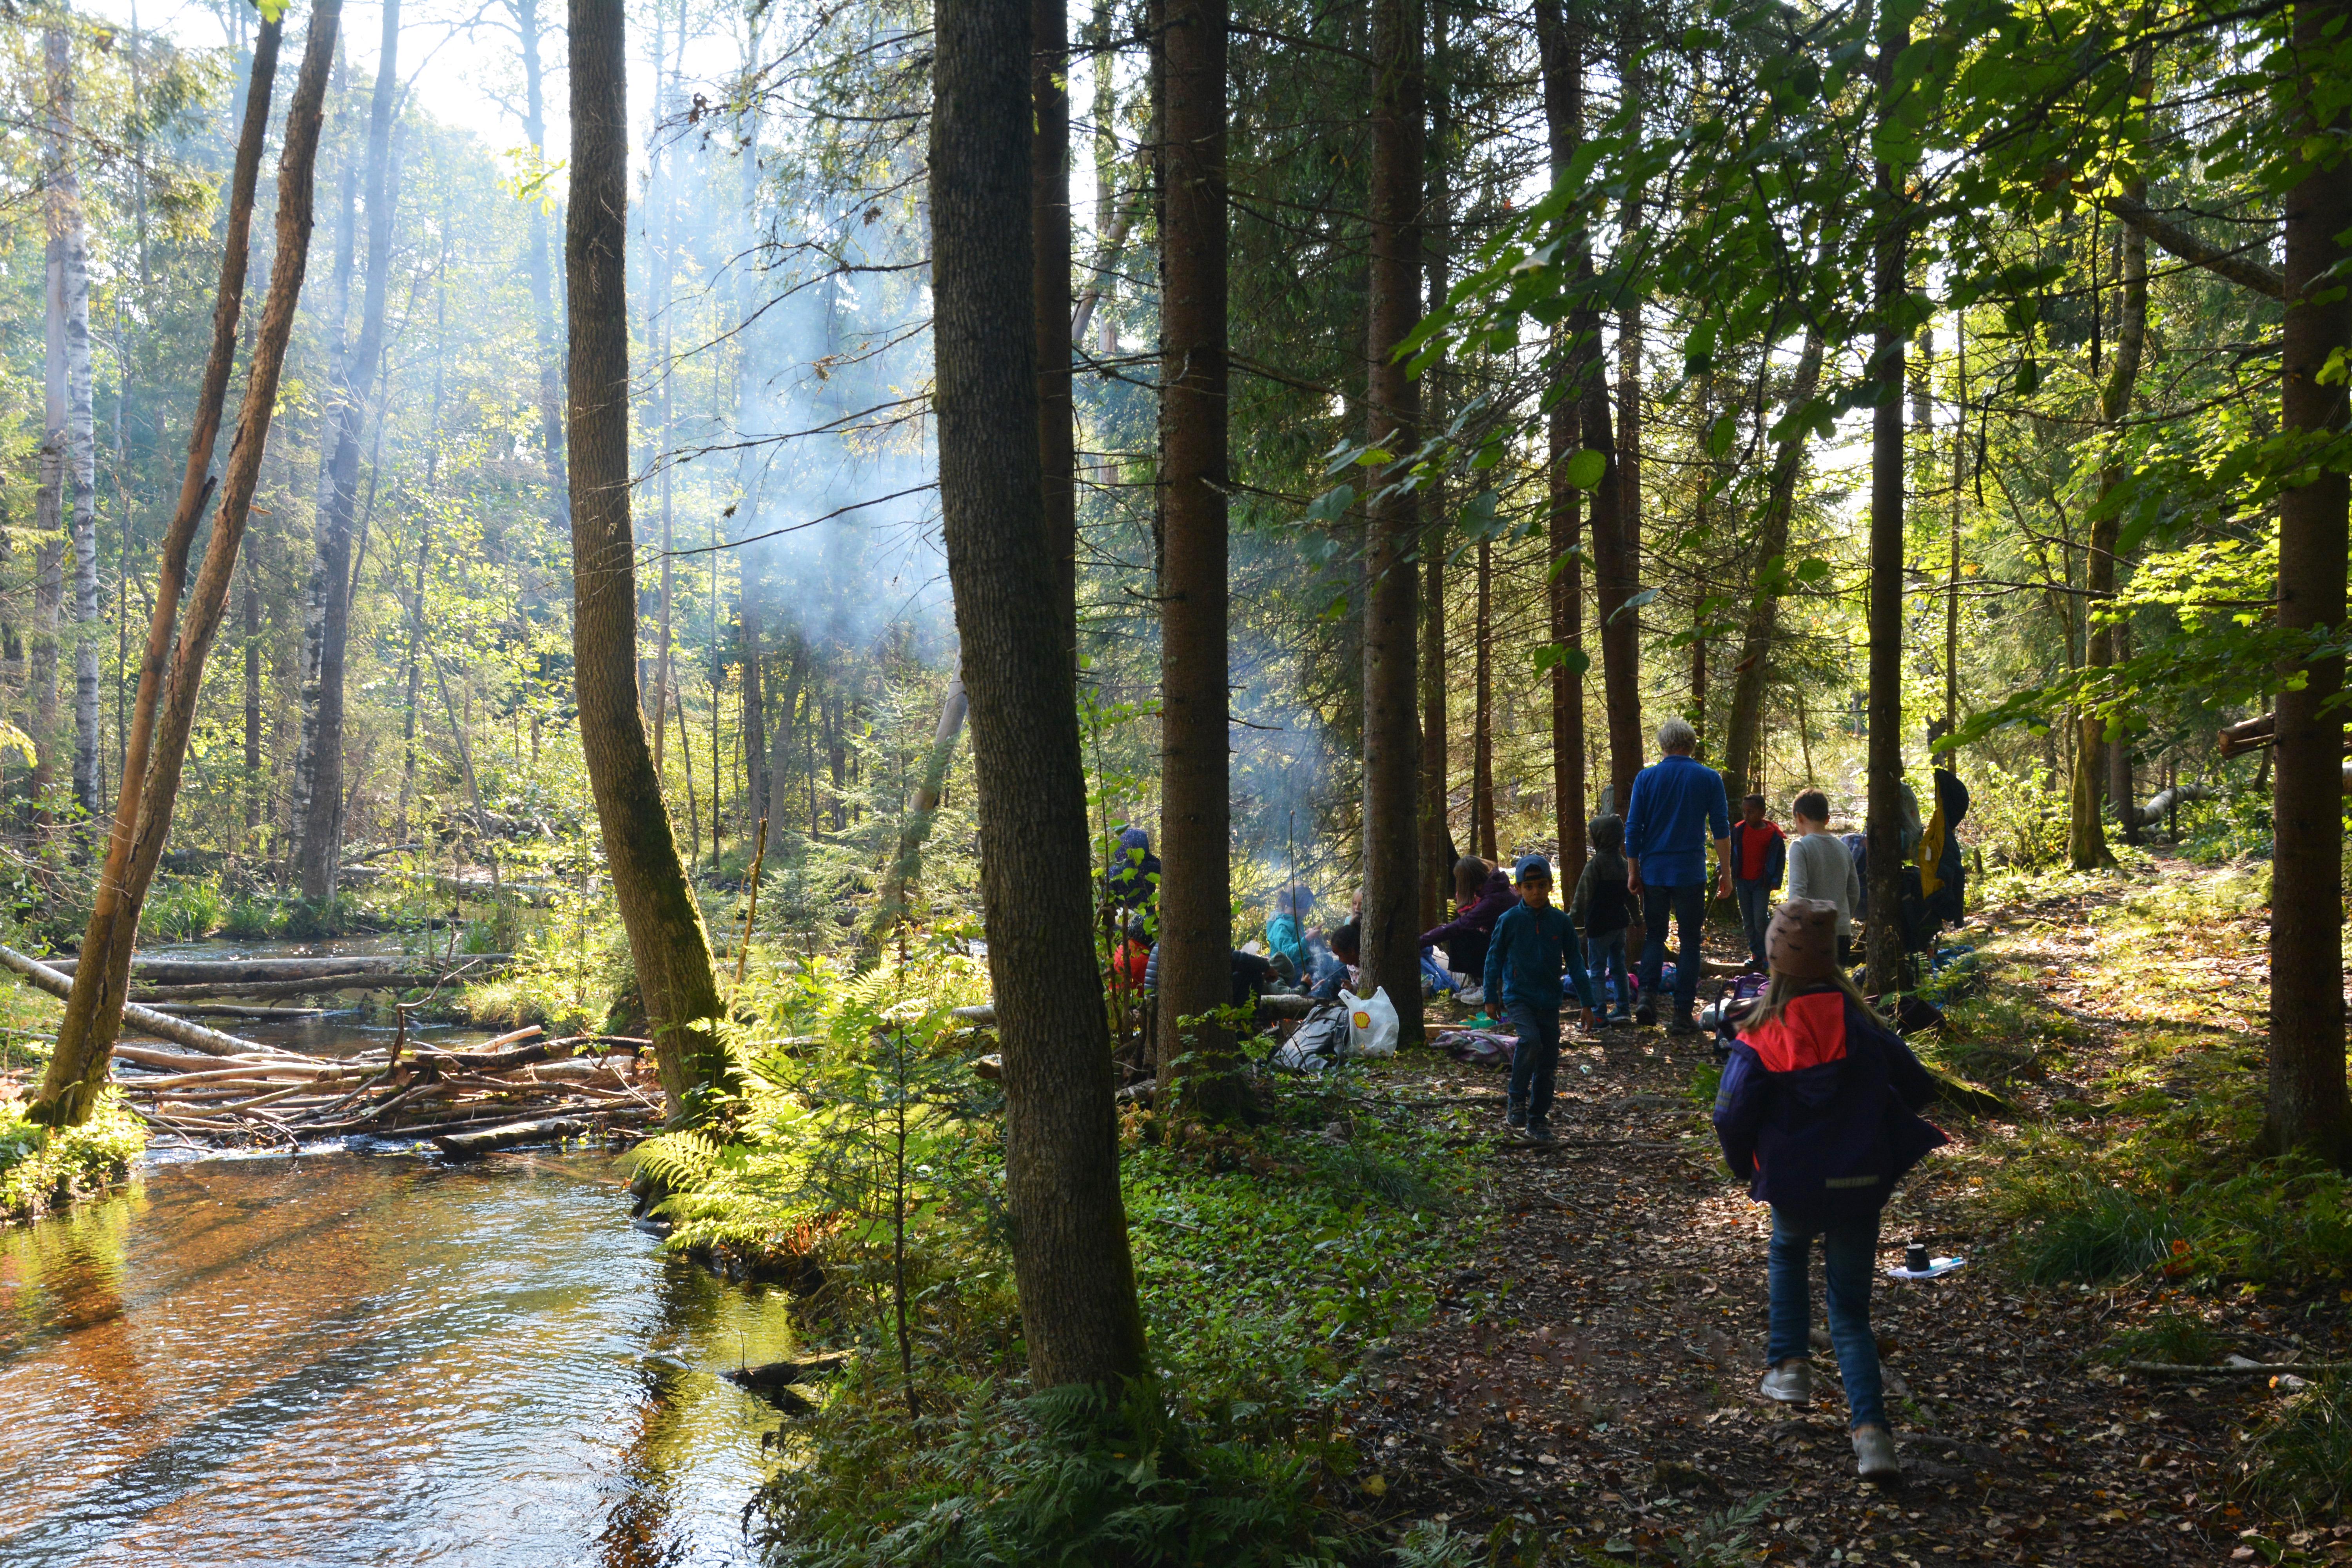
left=1352, top=1011, right=1372, bottom=1029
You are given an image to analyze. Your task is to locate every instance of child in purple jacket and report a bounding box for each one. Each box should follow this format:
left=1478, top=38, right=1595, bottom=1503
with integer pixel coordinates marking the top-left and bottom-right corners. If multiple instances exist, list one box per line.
left=1712, top=898, right=1945, bottom=1483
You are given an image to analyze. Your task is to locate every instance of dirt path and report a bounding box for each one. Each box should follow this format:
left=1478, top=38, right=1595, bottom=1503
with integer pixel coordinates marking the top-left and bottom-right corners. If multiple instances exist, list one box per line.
left=1345, top=891, right=2342, bottom=1566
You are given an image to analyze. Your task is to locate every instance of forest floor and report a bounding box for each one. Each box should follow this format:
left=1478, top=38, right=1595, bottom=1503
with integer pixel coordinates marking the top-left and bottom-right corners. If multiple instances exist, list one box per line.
left=1341, top=852, right=2352, bottom=1567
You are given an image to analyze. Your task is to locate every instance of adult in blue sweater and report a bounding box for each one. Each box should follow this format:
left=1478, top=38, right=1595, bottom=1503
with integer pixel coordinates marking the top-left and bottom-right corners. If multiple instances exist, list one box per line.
left=1623, top=715, right=1731, bottom=1034
left=1483, top=855, right=1600, bottom=1142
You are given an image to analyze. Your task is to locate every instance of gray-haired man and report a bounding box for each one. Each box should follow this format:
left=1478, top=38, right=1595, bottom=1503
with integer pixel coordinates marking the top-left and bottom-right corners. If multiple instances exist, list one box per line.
left=1622, top=716, right=1732, bottom=1033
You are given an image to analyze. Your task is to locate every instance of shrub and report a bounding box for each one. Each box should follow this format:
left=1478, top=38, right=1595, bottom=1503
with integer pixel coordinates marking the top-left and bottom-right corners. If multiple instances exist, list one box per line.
left=2239, top=1371, right=2352, bottom=1522
left=0, top=1092, right=145, bottom=1221
left=140, top=881, right=224, bottom=941
left=222, top=894, right=281, bottom=939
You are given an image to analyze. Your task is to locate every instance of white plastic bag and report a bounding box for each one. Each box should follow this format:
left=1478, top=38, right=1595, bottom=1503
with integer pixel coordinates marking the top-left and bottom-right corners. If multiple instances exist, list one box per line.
left=1342, top=987, right=1399, bottom=1058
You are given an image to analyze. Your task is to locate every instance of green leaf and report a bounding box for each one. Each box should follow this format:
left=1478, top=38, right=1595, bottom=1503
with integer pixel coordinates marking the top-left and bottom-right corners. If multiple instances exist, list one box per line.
left=1564, top=448, right=1608, bottom=490
left=1706, top=414, right=1738, bottom=458
left=1303, top=484, right=1357, bottom=526
left=1791, top=557, right=1831, bottom=584
left=253, top=0, right=291, bottom=18
left=2015, top=356, right=2041, bottom=396
left=1533, top=643, right=1592, bottom=676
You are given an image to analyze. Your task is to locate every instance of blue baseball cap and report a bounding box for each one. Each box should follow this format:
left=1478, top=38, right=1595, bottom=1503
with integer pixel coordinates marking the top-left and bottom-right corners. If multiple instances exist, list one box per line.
left=1514, top=854, right=1553, bottom=884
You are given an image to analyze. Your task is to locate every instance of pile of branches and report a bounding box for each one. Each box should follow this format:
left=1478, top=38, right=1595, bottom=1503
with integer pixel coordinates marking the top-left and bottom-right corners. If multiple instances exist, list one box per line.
left=112, top=1025, right=664, bottom=1155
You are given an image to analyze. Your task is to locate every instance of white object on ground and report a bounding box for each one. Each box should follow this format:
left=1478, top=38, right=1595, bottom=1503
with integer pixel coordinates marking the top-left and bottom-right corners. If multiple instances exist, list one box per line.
left=1885, top=1257, right=1965, bottom=1280
left=1343, top=987, right=1399, bottom=1057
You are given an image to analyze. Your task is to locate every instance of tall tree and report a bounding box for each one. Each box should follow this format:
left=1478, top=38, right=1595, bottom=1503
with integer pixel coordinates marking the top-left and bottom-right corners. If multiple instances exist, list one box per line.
left=292, top=0, right=402, bottom=900
left=47, top=22, right=100, bottom=829
left=1417, top=0, right=1451, bottom=927
left=1359, top=0, right=1425, bottom=1048
left=514, top=0, right=567, bottom=519
left=1610, top=0, right=1644, bottom=799
left=1036, top=0, right=1076, bottom=653
left=1717, top=325, right=1826, bottom=801
left=33, top=3, right=324, bottom=1129
left=1472, top=537, right=1496, bottom=857
left=2265, top=0, right=2351, bottom=1165
left=568, top=0, right=733, bottom=1120
left=1534, top=0, right=1587, bottom=875
left=931, top=0, right=1149, bottom=1389
left=1862, top=6, right=1911, bottom=995
left=1154, top=0, right=1242, bottom=1110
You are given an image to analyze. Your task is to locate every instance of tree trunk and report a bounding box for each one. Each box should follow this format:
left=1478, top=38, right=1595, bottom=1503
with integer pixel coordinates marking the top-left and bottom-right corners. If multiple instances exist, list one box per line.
left=866, top=671, right=969, bottom=951
left=1153, top=0, right=1241, bottom=1110
left=48, top=25, right=99, bottom=829
left=1361, top=0, right=1425, bottom=1049
left=1864, top=13, right=1911, bottom=995
left=243, top=556, right=263, bottom=835
left=931, top=0, right=1149, bottom=1389
left=1472, top=537, right=1496, bottom=858
left=1036, top=0, right=1076, bottom=657
left=516, top=0, right=567, bottom=522
left=32, top=27, right=68, bottom=826
left=31, top=4, right=327, bottom=1131
left=568, top=0, right=731, bottom=1122
left=1604, top=5, right=1644, bottom=807
left=1534, top=0, right=1586, bottom=871
left=294, top=0, right=401, bottom=902
left=2071, top=136, right=2150, bottom=868
left=2265, top=0, right=2351, bottom=1166
left=1718, top=327, right=1825, bottom=802
left=1417, top=2, right=1451, bottom=927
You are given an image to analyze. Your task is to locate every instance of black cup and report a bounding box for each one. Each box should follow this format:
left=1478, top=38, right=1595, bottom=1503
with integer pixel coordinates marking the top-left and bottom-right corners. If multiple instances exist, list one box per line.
left=1905, top=1243, right=1931, bottom=1272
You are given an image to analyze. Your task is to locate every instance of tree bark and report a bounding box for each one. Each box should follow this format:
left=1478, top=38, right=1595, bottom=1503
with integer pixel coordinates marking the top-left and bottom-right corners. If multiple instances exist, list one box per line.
left=2265, top=0, right=2351, bottom=1166
left=1361, top=0, right=1425, bottom=1049
left=48, top=25, right=99, bottom=829
left=294, top=0, right=401, bottom=902
left=1154, top=0, right=1242, bottom=1109
left=568, top=0, right=731, bottom=1121
left=931, top=0, right=1149, bottom=1389
left=1418, top=0, right=1451, bottom=927
left=1603, top=1, right=1644, bottom=808
left=31, top=4, right=326, bottom=1131
left=866, top=670, right=968, bottom=951
left=1718, top=327, right=1825, bottom=801
left=2070, top=147, right=2150, bottom=868
left=515, top=0, right=567, bottom=521
left=1534, top=0, right=1586, bottom=871
left=1472, top=537, right=1496, bottom=858
left=1864, top=11, right=1911, bottom=995
left=1036, top=0, right=1076, bottom=657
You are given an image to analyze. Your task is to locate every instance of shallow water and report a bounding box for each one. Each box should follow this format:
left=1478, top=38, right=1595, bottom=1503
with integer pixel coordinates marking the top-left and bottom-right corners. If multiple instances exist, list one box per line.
left=0, top=983, right=795, bottom=1567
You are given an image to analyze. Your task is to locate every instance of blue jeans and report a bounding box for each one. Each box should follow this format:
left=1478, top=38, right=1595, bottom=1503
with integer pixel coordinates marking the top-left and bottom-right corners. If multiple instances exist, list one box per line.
left=1504, top=1001, right=1561, bottom=1123
left=1586, top=931, right=1629, bottom=1016
left=1735, top=880, right=1774, bottom=967
left=1768, top=1207, right=1886, bottom=1430
left=1639, top=880, right=1708, bottom=1018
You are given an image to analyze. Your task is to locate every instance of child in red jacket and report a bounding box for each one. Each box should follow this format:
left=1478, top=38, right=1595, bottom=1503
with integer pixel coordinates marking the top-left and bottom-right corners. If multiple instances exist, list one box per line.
left=1712, top=899, right=1945, bottom=1483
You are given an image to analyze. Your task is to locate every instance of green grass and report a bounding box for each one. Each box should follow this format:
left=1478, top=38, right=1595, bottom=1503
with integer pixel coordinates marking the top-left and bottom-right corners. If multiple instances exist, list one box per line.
left=0, top=1092, right=144, bottom=1222
left=2098, top=1309, right=2223, bottom=1367
left=140, top=881, right=224, bottom=941
left=2240, top=1370, right=2352, bottom=1523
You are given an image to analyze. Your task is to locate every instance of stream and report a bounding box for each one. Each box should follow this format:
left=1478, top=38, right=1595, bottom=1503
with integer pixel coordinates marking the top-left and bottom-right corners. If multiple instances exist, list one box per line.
left=0, top=940, right=793, bottom=1567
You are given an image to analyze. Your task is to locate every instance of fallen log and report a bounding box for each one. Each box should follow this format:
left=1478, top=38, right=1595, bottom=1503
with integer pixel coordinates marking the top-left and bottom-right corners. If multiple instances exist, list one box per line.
left=432, top=1116, right=601, bottom=1158
left=0, top=944, right=291, bottom=1060
left=131, top=971, right=461, bottom=1002
left=143, top=1002, right=328, bottom=1019
left=48, top=953, right=513, bottom=984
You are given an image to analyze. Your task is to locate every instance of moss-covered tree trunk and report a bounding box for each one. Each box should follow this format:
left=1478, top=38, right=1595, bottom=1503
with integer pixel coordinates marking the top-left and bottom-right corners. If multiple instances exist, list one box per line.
left=567, top=0, right=730, bottom=1121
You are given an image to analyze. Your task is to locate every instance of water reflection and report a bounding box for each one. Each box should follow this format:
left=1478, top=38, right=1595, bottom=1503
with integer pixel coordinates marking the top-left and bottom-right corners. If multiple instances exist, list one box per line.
left=0, top=1152, right=796, bottom=1566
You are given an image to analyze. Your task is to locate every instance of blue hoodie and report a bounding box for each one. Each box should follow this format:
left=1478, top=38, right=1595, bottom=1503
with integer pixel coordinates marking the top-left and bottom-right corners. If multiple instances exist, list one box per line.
left=1483, top=898, right=1599, bottom=1014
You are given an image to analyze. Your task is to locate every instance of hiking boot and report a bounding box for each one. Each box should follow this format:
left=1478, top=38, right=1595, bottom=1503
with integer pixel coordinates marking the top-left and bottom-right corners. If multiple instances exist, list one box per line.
left=1634, top=1001, right=1657, bottom=1026
left=1667, top=1014, right=1701, bottom=1038
left=1758, top=1360, right=1812, bottom=1405
left=1505, top=1098, right=1529, bottom=1132
left=1853, top=1425, right=1901, bottom=1482
left=1524, top=1118, right=1555, bottom=1144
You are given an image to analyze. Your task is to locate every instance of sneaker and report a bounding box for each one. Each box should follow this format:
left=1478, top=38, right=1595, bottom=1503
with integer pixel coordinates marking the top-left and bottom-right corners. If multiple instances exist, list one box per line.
left=1758, top=1360, right=1812, bottom=1405
left=1667, top=1014, right=1700, bottom=1038
left=1505, top=1098, right=1529, bottom=1132
left=1634, top=1002, right=1657, bottom=1026
left=1524, top=1118, right=1555, bottom=1144
left=1853, top=1425, right=1901, bottom=1482
left=1457, top=985, right=1485, bottom=1007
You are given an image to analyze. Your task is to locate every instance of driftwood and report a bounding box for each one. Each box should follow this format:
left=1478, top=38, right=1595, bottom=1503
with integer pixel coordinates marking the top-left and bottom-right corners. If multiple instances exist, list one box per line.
left=131, top=971, right=464, bottom=1001
left=432, top=1116, right=598, bottom=1158
left=0, top=944, right=296, bottom=1060
left=49, top=953, right=513, bottom=985
left=2126, top=1359, right=2352, bottom=1377
left=143, top=1002, right=328, bottom=1019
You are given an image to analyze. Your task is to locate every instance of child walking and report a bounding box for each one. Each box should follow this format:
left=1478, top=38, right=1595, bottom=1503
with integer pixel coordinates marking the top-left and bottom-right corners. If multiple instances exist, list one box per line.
left=1483, top=855, right=1601, bottom=1142
left=1725, top=793, right=1786, bottom=970
left=1569, top=814, right=1635, bottom=1023
left=1711, top=899, right=1946, bottom=1481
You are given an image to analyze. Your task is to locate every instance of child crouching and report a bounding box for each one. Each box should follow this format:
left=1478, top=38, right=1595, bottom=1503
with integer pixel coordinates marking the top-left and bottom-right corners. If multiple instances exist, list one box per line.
left=1711, top=898, right=1946, bottom=1481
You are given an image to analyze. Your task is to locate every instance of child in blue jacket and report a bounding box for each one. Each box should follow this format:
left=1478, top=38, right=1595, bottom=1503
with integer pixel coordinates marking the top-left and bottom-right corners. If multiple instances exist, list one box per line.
left=1712, top=897, right=1945, bottom=1483
left=1483, top=855, right=1600, bottom=1142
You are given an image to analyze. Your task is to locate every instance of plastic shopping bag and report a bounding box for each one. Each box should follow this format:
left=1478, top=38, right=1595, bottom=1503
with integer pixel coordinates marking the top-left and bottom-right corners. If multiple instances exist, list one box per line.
left=1342, top=987, right=1399, bottom=1058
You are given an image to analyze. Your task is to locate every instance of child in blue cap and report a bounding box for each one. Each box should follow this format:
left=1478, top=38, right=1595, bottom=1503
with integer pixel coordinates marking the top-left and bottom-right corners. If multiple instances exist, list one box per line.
left=1483, top=853, right=1601, bottom=1141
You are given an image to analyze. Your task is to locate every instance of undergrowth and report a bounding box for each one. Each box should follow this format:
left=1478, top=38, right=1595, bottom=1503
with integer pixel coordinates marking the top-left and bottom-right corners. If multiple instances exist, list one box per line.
left=0, top=1091, right=144, bottom=1222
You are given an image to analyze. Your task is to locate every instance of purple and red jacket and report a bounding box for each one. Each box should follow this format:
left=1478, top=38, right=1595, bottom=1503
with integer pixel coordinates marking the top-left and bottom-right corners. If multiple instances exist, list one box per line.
left=1711, top=988, right=1946, bottom=1218
left=1419, top=866, right=1514, bottom=950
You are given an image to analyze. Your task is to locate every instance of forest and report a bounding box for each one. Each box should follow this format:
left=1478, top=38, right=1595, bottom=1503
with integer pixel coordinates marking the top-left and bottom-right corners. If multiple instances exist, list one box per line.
left=0, top=0, right=2346, bottom=1558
